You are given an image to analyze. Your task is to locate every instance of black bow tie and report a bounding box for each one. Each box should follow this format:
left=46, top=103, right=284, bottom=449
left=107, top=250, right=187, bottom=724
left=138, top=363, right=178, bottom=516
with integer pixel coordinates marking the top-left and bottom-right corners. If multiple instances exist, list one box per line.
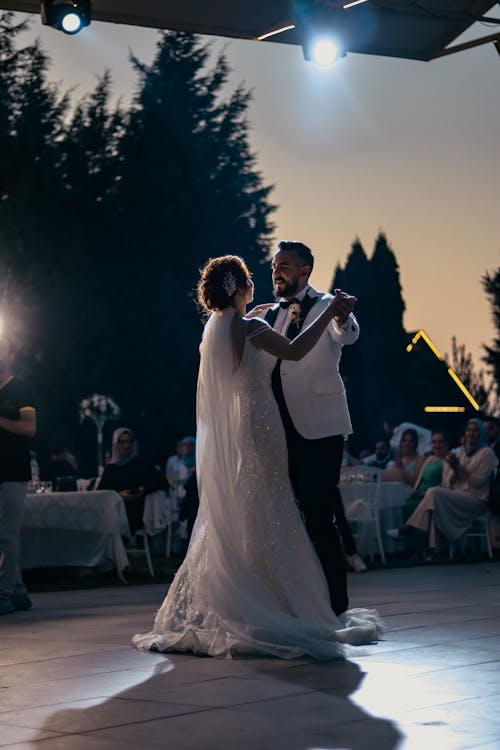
left=279, top=298, right=300, bottom=309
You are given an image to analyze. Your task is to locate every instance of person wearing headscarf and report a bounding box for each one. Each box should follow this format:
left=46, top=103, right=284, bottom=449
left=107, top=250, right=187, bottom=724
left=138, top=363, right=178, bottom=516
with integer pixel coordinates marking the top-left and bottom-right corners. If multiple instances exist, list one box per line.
left=388, top=418, right=497, bottom=553
left=180, top=436, right=196, bottom=473
left=99, top=428, right=164, bottom=534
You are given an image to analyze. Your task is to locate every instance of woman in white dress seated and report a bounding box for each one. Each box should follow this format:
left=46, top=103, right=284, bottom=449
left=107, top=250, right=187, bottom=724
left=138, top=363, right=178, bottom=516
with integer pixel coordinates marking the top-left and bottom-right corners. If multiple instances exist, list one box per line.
left=388, top=419, right=497, bottom=553
left=132, top=255, right=382, bottom=659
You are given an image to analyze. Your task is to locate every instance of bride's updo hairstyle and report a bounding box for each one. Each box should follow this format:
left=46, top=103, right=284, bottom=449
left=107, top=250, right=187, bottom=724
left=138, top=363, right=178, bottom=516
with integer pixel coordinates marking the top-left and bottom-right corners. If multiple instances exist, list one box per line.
left=197, top=255, right=251, bottom=314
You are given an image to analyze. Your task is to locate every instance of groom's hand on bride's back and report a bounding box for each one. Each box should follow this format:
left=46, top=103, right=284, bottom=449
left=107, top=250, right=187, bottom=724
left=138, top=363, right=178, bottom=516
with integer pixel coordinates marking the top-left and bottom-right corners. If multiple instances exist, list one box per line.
left=245, top=303, right=275, bottom=319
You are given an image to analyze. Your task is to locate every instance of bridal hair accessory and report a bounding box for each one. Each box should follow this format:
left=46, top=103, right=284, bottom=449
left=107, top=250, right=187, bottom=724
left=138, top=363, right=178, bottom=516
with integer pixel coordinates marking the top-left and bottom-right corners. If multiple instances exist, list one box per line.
left=222, top=271, right=237, bottom=297
left=288, top=302, right=301, bottom=324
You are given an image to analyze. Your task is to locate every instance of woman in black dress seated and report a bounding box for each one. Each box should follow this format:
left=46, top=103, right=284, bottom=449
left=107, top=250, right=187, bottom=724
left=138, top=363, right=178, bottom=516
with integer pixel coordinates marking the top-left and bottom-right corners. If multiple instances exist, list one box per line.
left=99, top=427, right=164, bottom=534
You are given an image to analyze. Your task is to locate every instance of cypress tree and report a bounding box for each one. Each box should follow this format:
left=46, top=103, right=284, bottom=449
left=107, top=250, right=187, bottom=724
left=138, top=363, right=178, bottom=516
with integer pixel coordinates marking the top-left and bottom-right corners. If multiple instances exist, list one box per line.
left=483, top=269, right=500, bottom=396
left=329, top=233, right=411, bottom=452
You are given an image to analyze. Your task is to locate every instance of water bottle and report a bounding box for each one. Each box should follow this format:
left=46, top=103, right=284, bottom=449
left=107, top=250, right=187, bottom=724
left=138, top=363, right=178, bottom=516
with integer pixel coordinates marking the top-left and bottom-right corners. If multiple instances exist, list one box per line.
left=30, top=455, right=40, bottom=482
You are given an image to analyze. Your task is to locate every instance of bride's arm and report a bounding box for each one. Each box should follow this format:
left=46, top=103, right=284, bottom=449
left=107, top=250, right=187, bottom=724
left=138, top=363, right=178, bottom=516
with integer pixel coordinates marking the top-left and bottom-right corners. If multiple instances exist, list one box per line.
left=249, top=294, right=355, bottom=361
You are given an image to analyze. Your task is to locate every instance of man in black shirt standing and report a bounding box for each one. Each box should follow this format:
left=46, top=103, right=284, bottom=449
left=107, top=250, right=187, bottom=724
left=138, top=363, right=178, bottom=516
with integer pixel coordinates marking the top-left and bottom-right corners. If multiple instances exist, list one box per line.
left=0, top=336, right=37, bottom=615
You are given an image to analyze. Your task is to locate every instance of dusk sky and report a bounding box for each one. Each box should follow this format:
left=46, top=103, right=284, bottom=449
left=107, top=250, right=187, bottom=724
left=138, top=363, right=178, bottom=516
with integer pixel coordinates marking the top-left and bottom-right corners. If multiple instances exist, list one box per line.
left=18, top=13, right=500, bottom=371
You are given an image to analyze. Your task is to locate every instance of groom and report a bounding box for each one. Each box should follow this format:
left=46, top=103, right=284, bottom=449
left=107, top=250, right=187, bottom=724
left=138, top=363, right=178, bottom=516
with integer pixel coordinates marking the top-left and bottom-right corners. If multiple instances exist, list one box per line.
left=265, top=240, right=359, bottom=616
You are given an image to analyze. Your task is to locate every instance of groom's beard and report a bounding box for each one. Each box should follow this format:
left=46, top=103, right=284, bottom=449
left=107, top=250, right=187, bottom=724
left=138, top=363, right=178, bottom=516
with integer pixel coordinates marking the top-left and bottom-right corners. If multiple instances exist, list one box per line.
left=273, top=278, right=301, bottom=300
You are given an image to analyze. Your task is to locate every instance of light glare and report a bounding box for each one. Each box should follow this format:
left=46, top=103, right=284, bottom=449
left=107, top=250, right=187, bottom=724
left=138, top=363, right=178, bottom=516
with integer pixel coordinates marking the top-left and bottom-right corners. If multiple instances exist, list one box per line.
left=61, top=12, right=82, bottom=33
left=311, top=39, right=339, bottom=67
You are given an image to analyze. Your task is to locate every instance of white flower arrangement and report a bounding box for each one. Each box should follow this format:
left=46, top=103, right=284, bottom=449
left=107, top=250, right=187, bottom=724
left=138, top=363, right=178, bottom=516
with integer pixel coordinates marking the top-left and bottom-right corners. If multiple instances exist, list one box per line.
left=79, top=393, right=121, bottom=425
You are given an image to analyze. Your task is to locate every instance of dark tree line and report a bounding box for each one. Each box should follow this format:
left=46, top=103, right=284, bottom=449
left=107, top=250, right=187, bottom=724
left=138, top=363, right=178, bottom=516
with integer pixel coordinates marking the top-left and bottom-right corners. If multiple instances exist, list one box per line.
left=0, top=13, right=275, bottom=471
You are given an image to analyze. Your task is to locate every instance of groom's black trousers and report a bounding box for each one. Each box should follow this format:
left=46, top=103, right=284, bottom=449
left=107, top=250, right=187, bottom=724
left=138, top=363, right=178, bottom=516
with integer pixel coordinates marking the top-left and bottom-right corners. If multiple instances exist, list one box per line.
left=271, top=367, right=349, bottom=616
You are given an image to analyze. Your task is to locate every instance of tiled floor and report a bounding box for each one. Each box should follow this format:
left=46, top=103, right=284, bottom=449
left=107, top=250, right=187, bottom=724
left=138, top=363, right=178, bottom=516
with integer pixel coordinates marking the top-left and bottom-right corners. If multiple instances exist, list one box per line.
left=1, top=562, right=500, bottom=749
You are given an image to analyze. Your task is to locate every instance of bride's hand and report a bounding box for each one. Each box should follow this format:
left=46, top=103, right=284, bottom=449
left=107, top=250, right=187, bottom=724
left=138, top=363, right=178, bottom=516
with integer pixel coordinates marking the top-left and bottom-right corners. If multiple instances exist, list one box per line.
left=330, top=290, right=357, bottom=322
left=245, top=303, right=275, bottom=319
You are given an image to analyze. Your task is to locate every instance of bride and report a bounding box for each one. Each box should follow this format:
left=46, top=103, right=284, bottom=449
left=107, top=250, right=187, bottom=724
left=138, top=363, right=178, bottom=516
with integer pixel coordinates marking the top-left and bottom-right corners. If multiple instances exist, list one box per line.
left=133, top=255, right=382, bottom=659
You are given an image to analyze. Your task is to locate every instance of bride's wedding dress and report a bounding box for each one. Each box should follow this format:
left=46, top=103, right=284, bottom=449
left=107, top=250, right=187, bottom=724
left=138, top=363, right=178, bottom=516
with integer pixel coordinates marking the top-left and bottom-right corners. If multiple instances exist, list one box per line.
left=132, top=308, right=382, bottom=658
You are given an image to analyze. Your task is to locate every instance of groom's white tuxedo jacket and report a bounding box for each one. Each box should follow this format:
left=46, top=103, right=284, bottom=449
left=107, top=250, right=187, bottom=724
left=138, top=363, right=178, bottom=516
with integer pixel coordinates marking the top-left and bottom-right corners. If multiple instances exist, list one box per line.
left=269, top=286, right=359, bottom=440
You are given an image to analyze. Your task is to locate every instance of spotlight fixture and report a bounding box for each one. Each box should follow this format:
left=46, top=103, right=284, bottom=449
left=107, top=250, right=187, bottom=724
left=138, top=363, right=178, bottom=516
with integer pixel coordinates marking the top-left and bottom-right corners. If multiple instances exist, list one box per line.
left=41, top=0, right=91, bottom=34
left=303, top=34, right=345, bottom=67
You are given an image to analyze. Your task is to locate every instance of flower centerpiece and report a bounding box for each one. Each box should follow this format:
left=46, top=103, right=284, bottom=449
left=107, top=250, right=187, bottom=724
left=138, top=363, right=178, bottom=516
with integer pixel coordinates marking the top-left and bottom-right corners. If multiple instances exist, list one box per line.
left=79, top=394, right=121, bottom=475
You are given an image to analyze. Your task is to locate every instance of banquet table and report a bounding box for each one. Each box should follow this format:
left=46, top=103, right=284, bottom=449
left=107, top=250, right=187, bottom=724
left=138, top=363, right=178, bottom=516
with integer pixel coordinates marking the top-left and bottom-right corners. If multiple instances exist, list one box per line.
left=20, top=490, right=132, bottom=580
left=340, top=480, right=408, bottom=558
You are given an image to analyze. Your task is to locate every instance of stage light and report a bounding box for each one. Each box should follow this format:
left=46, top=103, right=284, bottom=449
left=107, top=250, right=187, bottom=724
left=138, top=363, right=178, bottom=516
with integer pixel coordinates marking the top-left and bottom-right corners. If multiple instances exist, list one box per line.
left=41, top=0, right=91, bottom=34
left=61, top=12, right=83, bottom=33
left=312, top=38, right=339, bottom=66
left=303, top=34, right=345, bottom=67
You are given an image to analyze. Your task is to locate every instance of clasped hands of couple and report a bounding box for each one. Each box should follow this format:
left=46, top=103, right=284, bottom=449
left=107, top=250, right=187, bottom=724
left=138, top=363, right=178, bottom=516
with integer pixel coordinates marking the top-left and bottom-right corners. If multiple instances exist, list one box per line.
left=246, top=288, right=357, bottom=326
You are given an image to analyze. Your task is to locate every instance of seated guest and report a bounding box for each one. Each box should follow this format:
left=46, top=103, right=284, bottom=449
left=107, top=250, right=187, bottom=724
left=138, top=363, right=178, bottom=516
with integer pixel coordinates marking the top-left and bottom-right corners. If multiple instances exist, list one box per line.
left=382, top=429, right=425, bottom=486
left=402, top=430, right=450, bottom=521
left=165, top=440, right=184, bottom=486
left=99, top=428, right=164, bottom=534
left=388, top=419, right=497, bottom=551
left=484, top=415, right=500, bottom=460
left=179, top=436, right=196, bottom=473
left=384, top=417, right=432, bottom=456
left=362, top=439, right=392, bottom=469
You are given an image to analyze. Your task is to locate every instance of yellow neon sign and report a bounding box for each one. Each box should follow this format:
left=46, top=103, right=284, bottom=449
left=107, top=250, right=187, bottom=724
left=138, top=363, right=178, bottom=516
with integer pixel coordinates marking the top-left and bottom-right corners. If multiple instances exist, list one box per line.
left=424, top=406, right=466, bottom=413
left=407, top=329, right=480, bottom=411
left=447, top=368, right=480, bottom=411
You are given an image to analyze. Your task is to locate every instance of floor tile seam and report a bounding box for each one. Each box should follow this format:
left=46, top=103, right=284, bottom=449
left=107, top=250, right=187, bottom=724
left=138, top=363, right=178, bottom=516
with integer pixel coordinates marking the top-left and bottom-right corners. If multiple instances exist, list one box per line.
left=107, top=682, right=318, bottom=710
left=0, top=693, right=145, bottom=716
left=393, top=690, right=500, bottom=717
left=412, top=655, right=500, bottom=676
left=0, top=665, right=232, bottom=691
left=0, top=666, right=166, bottom=691
left=387, top=620, right=500, bottom=635
left=383, top=606, right=498, bottom=618
left=0, top=730, right=68, bottom=749
left=371, top=638, right=500, bottom=653
left=0, top=640, right=130, bottom=649
left=0, top=650, right=138, bottom=669
left=0, top=703, right=230, bottom=737
left=350, top=654, right=500, bottom=670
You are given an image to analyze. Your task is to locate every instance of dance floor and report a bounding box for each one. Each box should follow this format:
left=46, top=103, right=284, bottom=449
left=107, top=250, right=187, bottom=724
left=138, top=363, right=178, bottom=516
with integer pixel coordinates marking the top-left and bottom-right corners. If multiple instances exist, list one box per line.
left=1, top=563, right=499, bottom=749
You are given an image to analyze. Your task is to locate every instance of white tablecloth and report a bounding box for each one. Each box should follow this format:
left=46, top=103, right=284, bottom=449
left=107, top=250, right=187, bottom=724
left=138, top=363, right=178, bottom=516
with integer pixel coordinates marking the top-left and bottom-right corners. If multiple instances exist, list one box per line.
left=340, top=481, right=408, bottom=557
left=21, top=490, right=132, bottom=578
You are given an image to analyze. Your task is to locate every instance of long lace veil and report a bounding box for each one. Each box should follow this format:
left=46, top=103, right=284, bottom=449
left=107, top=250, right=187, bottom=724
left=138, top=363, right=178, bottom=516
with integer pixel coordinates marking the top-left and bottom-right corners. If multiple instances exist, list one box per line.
left=195, top=307, right=241, bottom=545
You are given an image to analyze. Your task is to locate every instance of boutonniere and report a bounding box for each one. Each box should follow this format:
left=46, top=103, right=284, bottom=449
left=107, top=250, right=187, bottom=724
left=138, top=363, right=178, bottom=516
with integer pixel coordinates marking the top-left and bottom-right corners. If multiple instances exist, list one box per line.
left=288, top=302, right=301, bottom=324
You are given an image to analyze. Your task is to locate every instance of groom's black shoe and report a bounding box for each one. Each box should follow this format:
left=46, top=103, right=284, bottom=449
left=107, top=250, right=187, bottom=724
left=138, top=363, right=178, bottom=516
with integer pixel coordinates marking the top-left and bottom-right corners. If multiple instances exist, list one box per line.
left=11, top=591, right=33, bottom=611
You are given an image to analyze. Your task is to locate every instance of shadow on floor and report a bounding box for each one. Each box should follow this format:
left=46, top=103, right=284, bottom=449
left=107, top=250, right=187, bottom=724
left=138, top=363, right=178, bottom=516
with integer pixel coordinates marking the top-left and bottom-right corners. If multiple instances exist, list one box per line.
left=32, top=656, right=402, bottom=750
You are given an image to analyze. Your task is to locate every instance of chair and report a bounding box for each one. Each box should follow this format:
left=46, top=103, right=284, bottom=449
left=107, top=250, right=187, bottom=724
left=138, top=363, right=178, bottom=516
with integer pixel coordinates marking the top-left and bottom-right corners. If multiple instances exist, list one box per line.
left=131, top=490, right=175, bottom=578
left=344, top=476, right=386, bottom=565
left=449, top=512, right=493, bottom=560
left=134, top=528, right=155, bottom=577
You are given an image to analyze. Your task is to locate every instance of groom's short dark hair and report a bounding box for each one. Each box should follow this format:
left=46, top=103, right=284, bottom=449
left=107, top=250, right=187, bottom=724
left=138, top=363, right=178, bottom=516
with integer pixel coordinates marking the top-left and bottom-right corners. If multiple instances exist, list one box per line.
left=276, top=241, right=314, bottom=273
